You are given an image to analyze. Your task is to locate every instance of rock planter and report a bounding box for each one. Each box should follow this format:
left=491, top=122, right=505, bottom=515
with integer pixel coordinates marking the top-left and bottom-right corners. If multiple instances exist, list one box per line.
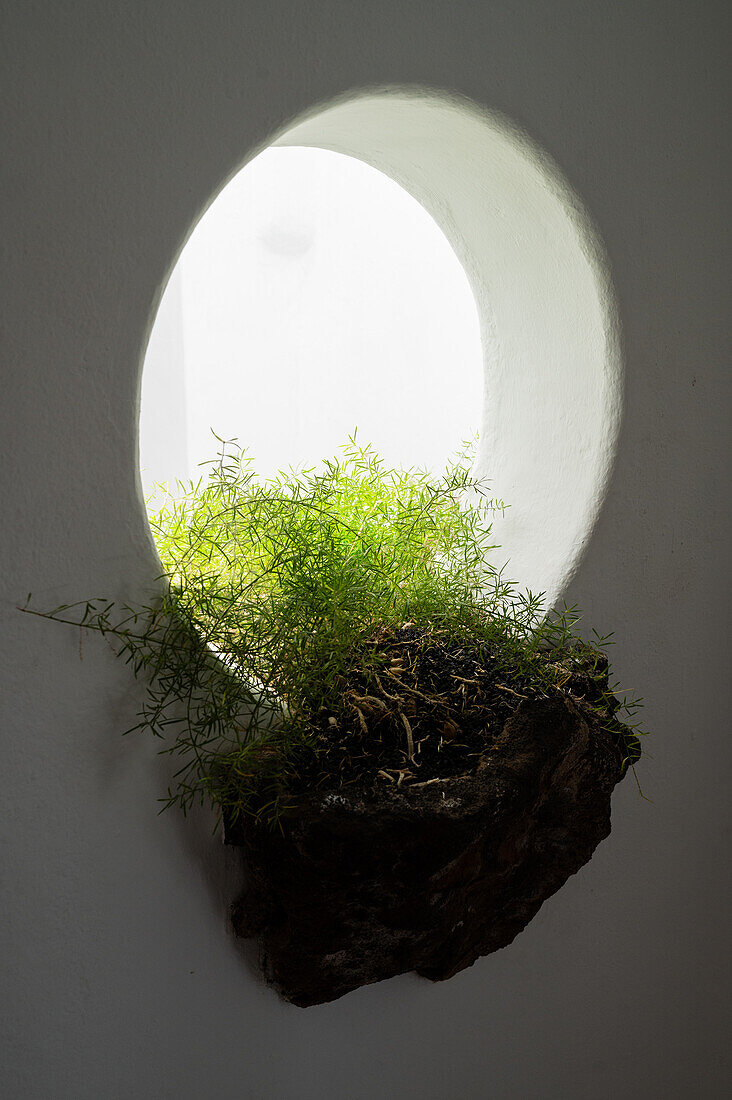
left=28, top=441, right=645, bottom=1008
left=225, top=689, right=634, bottom=1007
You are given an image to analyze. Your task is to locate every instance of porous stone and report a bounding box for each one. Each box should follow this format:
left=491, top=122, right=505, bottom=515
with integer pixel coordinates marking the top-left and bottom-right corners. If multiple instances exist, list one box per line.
left=225, top=694, right=630, bottom=1007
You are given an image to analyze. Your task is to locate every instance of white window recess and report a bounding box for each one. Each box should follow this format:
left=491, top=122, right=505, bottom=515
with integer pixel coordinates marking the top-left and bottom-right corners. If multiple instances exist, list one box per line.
left=139, top=88, right=621, bottom=611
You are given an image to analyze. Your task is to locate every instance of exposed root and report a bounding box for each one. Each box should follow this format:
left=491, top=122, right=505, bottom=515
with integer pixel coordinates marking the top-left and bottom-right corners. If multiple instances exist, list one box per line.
left=353, top=706, right=369, bottom=736
left=400, top=711, right=415, bottom=762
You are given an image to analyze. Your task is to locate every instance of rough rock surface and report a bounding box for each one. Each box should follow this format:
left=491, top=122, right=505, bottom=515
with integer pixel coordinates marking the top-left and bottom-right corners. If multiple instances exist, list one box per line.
left=226, top=694, right=629, bottom=1007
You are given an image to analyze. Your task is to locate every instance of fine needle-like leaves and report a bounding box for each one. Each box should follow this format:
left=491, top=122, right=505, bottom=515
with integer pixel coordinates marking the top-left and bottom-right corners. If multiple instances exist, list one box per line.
left=23, top=435, right=645, bottom=827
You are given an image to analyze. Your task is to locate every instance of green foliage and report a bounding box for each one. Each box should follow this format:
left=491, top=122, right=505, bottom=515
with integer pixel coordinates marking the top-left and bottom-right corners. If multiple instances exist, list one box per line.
left=23, top=435, right=646, bottom=826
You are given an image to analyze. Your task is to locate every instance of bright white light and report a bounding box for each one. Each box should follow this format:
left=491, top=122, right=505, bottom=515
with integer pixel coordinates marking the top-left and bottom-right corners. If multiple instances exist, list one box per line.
left=140, top=146, right=483, bottom=493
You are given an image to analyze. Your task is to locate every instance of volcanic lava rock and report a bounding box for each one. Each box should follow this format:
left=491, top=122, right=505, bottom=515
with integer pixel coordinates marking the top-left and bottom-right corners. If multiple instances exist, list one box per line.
left=226, top=693, right=630, bottom=1007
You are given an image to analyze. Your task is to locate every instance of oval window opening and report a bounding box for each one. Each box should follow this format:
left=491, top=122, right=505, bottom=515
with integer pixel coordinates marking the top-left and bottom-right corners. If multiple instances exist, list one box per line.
left=139, top=89, right=621, bottom=608
left=140, top=144, right=484, bottom=499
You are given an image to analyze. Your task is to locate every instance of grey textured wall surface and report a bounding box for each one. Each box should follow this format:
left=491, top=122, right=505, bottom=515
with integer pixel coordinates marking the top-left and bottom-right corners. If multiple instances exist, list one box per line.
left=1, top=3, right=729, bottom=1098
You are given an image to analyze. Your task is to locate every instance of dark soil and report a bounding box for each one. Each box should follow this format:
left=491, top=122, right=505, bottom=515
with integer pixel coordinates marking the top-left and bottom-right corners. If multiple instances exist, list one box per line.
left=285, top=622, right=639, bottom=805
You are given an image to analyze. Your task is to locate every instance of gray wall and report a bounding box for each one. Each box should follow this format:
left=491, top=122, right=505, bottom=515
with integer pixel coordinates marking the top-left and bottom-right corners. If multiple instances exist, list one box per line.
left=1, top=3, right=729, bottom=1097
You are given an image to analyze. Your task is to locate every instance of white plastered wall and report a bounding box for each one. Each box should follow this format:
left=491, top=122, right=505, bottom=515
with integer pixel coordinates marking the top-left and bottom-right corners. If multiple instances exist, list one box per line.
left=1, top=4, right=729, bottom=1099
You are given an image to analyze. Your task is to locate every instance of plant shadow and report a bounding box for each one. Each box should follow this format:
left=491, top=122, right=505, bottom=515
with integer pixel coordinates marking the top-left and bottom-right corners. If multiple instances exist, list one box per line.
left=155, top=751, right=267, bottom=992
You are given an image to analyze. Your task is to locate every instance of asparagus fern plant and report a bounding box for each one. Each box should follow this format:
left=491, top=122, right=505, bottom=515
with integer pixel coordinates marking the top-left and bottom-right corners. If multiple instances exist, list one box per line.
left=22, top=435, right=645, bottom=827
